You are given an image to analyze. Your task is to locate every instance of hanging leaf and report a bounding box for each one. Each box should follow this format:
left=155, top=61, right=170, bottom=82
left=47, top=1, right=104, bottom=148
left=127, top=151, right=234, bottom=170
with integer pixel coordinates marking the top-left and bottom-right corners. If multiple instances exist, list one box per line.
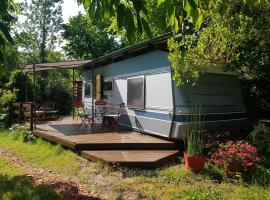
left=0, top=22, right=13, bottom=44
left=136, top=14, right=142, bottom=36
left=141, top=17, right=152, bottom=37
left=116, top=4, right=125, bottom=28
left=157, top=0, right=166, bottom=6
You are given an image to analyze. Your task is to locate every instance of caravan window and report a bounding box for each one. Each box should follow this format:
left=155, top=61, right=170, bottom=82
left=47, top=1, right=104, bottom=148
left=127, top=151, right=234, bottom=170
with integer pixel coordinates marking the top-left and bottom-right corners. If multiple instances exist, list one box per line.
left=84, top=83, right=91, bottom=98
left=127, top=76, right=145, bottom=109
left=103, top=80, right=113, bottom=92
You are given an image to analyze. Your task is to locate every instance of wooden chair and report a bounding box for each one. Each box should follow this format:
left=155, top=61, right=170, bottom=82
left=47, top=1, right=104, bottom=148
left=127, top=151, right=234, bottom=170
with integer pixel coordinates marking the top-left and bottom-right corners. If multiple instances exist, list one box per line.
left=42, top=101, right=59, bottom=120
left=102, top=103, right=125, bottom=127
left=22, top=103, right=45, bottom=124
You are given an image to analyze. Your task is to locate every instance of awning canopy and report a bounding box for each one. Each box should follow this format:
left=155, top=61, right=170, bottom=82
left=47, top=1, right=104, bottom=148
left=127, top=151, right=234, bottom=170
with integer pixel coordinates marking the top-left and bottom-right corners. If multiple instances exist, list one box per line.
left=23, top=60, right=92, bottom=73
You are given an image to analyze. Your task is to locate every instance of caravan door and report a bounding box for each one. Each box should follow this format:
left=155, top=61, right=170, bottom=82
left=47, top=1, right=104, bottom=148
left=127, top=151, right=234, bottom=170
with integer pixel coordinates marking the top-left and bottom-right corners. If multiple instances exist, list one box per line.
left=122, top=72, right=173, bottom=138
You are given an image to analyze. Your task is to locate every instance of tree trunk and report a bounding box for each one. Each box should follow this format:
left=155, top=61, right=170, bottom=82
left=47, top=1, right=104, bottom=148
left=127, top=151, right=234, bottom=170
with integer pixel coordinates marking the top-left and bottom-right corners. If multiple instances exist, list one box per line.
left=40, top=25, right=46, bottom=63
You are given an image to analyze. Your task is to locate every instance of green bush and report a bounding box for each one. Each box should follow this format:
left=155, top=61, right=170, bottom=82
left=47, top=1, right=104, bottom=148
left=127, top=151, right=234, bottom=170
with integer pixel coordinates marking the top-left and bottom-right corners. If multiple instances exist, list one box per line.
left=249, top=165, right=270, bottom=186
left=0, top=89, right=17, bottom=128
left=249, top=123, right=270, bottom=155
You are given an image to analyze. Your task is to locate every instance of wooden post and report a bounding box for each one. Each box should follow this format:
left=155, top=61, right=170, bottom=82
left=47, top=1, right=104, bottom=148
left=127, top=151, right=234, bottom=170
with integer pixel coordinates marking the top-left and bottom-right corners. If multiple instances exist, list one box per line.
left=30, top=102, right=34, bottom=130
left=18, top=103, right=22, bottom=124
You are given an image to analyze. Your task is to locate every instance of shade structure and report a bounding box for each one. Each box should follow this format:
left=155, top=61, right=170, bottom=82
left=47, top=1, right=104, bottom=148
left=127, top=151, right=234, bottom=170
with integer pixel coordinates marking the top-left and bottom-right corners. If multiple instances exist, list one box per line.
left=22, top=60, right=92, bottom=73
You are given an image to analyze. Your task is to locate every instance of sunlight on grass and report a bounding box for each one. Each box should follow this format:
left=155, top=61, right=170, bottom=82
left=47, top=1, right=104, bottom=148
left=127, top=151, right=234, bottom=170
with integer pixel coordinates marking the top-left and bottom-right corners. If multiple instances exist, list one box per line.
left=124, top=165, right=270, bottom=200
left=0, top=130, right=80, bottom=175
left=0, top=157, right=24, bottom=177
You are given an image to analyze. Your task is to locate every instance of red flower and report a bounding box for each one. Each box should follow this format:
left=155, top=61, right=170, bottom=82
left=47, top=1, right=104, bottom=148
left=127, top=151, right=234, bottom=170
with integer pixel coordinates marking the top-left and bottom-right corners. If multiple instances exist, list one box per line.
left=211, top=140, right=260, bottom=170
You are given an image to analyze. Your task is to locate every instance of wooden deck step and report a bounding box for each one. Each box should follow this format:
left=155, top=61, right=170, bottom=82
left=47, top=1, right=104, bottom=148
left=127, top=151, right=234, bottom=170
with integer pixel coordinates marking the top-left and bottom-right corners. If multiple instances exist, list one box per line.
left=82, top=150, right=180, bottom=167
left=33, top=130, right=176, bottom=150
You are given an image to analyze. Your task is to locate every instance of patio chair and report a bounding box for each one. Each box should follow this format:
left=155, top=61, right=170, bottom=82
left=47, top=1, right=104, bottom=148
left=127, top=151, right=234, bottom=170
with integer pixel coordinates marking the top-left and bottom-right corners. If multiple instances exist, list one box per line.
left=102, top=103, right=125, bottom=127
left=74, top=100, right=84, bottom=120
left=75, top=101, right=93, bottom=128
left=94, top=100, right=107, bottom=122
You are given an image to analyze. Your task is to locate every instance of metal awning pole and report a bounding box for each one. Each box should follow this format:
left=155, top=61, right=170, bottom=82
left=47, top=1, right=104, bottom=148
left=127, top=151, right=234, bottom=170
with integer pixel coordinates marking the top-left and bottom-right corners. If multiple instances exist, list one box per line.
left=33, top=64, right=36, bottom=129
left=72, top=68, right=75, bottom=119
left=91, top=62, right=94, bottom=123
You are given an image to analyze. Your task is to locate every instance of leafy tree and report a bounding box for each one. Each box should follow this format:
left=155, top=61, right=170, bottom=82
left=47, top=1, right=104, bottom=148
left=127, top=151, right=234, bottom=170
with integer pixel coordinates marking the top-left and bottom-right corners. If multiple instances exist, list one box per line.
left=77, top=0, right=224, bottom=42
left=62, top=13, right=121, bottom=59
left=19, top=0, right=63, bottom=63
left=168, top=0, right=270, bottom=114
left=0, top=0, right=16, bottom=75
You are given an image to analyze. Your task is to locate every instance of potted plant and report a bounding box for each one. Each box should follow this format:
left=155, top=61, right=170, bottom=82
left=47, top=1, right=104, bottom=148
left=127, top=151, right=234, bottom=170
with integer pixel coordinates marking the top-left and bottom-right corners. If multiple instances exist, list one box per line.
left=183, top=104, right=206, bottom=173
left=211, top=140, right=260, bottom=177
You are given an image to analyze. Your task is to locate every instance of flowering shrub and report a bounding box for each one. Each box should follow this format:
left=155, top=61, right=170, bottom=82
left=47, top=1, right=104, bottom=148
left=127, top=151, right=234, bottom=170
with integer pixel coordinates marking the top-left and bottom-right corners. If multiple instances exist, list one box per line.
left=211, top=141, right=260, bottom=170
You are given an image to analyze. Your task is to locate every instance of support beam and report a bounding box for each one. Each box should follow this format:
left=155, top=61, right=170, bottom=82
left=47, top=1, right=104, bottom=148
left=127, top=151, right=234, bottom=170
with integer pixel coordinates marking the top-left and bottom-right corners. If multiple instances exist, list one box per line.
left=91, top=62, right=95, bottom=123
left=72, top=68, right=75, bottom=119
left=33, top=64, right=36, bottom=130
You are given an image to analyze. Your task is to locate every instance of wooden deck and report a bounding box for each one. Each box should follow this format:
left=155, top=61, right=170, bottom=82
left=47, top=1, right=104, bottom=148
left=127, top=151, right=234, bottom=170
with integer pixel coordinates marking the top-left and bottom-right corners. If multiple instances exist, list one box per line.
left=33, top=116, right=179, bottom=167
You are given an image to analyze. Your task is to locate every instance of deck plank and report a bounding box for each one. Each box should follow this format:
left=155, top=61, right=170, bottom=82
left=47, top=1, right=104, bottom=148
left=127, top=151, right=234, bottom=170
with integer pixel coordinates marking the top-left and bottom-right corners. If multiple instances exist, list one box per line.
left=82, top=150, right=180, bottom=167
left=33, top=116, right=175, bottom=150
left=32, top=116, right=179, bottom=166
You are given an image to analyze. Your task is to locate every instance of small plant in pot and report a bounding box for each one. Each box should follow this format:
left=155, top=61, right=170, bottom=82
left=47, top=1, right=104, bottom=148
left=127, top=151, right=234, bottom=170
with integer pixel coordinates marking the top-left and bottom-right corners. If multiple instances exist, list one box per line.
left=183, top=104, right=206, bottom=173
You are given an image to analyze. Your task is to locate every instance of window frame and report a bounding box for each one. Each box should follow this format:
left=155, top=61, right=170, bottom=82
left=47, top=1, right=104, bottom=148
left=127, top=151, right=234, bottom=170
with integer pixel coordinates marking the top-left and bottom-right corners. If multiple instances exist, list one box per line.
left=127, top=76, right=145, bottom=110
left=84, top=82, right=92, bottom=98
left=103, top=79, right=114, bottom=92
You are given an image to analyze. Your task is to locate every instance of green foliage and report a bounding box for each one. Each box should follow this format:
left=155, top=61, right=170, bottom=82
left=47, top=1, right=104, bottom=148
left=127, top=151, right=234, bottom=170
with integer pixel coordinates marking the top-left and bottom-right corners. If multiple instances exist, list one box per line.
left=0, top=0, right=17, bottom=76
left=168, top=36, right=202, bottom=86
left=249, top=123, right=270, bottom=155
left=63, top=13, right=121, bottom=59
left=249, top=165, right=270, bottom=186
left=78, top=0, right=151, bottom=43
left=0, top=89, right=16, bottom=127
left=167, top=0, right=270, bottom=115
left=19, top=0, right=63, bottom=62
left=77, top=0, right=215, bottom=43
left=184, top=104, right=204, bottom=156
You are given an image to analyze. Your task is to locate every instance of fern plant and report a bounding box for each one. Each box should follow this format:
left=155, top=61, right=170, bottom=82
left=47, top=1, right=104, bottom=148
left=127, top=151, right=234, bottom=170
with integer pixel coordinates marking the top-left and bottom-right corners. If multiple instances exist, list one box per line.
left=184, top=104, right=204, bottom=156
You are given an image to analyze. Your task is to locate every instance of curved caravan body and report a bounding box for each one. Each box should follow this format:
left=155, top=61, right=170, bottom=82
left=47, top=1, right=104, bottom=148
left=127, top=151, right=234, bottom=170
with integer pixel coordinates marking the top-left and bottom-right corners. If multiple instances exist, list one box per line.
left=82, top=50, right=246, bottom=140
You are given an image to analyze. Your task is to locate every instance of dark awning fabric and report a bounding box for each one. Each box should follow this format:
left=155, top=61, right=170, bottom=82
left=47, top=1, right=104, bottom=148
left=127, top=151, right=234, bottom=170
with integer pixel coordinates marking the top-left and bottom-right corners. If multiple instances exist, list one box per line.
left=22, top=60, right=92, bottom=73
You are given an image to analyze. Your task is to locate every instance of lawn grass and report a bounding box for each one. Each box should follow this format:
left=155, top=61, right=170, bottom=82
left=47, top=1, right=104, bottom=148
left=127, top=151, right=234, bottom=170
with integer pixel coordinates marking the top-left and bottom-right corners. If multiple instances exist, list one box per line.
left=0, top=128, right=270, bottom=200
left=124, top=165, right=270, bottom=200
left=0, top=156, right=62, bottom=200
left=0, top=129, right=80, bottom=175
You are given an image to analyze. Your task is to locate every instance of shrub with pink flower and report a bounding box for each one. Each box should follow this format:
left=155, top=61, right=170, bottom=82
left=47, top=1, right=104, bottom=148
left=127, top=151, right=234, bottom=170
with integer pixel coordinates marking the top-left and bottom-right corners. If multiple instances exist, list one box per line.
left=211, top=140, right=260, bottom=170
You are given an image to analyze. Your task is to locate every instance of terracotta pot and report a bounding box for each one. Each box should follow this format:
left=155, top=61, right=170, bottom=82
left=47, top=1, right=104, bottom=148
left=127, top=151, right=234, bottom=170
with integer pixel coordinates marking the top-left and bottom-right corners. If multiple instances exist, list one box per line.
left=225, top=161, right=244, bottom=177
left=184, top=152, right=207, bottom=173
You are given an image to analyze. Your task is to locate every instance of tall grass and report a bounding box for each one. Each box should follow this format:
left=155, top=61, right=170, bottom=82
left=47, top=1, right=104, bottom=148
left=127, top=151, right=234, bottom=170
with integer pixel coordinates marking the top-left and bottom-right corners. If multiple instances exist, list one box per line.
left=185, top=104, right=204, bottom=156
